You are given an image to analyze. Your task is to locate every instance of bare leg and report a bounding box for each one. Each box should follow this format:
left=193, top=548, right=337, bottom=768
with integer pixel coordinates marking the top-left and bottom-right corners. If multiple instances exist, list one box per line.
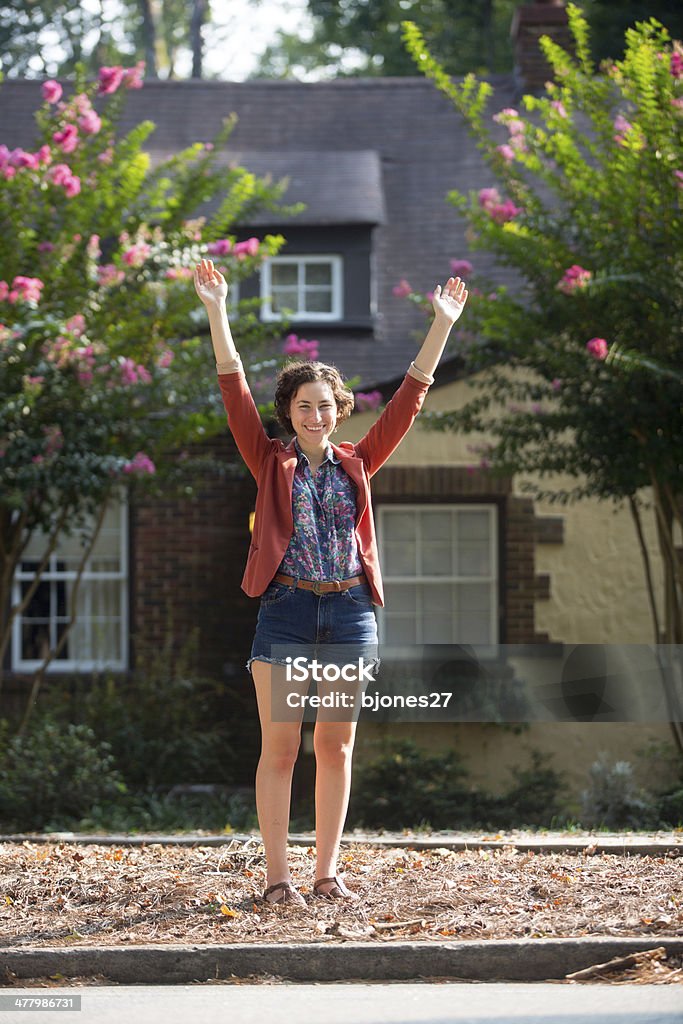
left=250, top=661, right=308, bottom=896
left=312, top=673, right=361, bottom=894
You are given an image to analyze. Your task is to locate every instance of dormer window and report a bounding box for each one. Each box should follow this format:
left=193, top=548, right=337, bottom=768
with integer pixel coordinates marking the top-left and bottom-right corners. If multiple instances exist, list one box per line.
left=261, top=255, right=343, bottom=322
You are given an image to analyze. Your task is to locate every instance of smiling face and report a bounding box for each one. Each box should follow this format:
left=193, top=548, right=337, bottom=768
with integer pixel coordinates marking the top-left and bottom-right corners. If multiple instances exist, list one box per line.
left=289, top=380, right=338, bottom=451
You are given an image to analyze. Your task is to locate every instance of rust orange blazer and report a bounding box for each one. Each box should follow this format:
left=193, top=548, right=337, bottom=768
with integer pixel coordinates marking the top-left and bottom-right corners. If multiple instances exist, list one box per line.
left=218, top=365, right=431, bottom=606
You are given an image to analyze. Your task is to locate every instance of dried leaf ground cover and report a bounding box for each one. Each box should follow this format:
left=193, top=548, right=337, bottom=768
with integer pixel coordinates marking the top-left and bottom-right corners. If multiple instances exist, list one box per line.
left=1, top=839, right=681, bottom=951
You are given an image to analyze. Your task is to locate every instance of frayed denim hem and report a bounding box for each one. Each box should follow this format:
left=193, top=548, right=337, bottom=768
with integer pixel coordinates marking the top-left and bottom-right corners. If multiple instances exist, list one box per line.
left=245, top=655, right=291, bottom=675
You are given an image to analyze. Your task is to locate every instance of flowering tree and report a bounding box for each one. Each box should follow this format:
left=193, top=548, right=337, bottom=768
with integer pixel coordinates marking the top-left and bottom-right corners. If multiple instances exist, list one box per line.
left=402, top=6, right=683, bottom=749
left=0, top=63, right=295, bottom=727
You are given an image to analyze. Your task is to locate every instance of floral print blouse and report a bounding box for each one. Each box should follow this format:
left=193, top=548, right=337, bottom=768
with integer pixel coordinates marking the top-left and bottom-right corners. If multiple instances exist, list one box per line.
left=277, top=439, right=363, bottom=581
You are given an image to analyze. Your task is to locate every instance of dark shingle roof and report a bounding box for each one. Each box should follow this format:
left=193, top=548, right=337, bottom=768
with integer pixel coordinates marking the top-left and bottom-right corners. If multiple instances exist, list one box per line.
left=154, top=149, right=386, bottom=225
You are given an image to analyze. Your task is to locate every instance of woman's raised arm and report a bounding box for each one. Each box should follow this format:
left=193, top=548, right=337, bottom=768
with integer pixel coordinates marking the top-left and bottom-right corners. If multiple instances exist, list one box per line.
left=194, top=258, right=241, bottom=373
left=408, top=275, right=468, bottom=384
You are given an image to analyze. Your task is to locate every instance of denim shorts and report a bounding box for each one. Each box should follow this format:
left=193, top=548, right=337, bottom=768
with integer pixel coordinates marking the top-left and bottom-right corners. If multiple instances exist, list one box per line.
left=246, top=578, right=380, bottom=679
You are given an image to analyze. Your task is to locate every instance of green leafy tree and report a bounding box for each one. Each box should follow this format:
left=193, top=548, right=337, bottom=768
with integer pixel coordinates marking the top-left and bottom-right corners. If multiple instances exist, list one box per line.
left=254, top=0, right=517, bottom=80
left=401, top=6, right=683, bottom=749
left=0, top=61, right=297, bottom=729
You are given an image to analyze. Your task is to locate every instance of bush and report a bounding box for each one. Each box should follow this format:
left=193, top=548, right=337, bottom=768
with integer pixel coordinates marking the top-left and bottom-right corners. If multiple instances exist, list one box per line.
left=580, top=753, right=659, bottom=830
left=0, top=717, right=126, bottom=831
left=38, top=628, right=248, bottom=791
left=349, top=738, right=567, bottom=831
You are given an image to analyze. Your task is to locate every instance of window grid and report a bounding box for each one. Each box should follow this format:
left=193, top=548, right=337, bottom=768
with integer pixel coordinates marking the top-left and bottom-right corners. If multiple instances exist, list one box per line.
left=261, top=254, right=342, bottom=322
left=377, top=504, right=498, bottom=647
left=12, top=491, right=129, bottom=672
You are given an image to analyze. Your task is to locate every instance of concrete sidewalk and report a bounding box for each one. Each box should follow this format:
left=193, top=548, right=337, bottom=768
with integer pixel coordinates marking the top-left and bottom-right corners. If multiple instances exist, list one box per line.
left=3, top=937, right=683, bottom=985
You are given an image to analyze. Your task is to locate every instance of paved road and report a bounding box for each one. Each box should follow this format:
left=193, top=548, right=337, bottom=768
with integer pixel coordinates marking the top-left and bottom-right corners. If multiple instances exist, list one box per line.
left=1, top=983, right=681, bottom=1023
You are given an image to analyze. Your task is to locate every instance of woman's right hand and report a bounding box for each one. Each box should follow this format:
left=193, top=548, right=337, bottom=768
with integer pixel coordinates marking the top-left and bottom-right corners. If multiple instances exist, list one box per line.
left=194, top=258, right=228, bottom=309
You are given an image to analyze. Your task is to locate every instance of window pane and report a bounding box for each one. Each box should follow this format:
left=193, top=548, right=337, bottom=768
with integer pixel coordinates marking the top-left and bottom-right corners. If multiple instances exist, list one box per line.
left=271, top=288, right=298, bottom=313
left=422, top=542, right=452, bottom=576
left=384, top=584, right=415, bottom=613
left=422, top=511, right=451, bottom=541
left=421, top=583, right=454, bottom=616
left=454, top=583, right=491, bottom=643
left=305, top=263, right=331, bottom=285
left=385, top=541, right=416, bottom=576
left=458, top=509, right=489, bottom=541
left=385, top=614, right=416, bottom=646
left=384, top=511, right=415, bottom=542
left=21, top=619, right=50, bottom=660
left=423, top=615, right=453, bottom=644
left=304, top=289, right=332, bottom=313
left=271, top=263, right=298, bottom=286
left=458, top=541, right=490, bottom=577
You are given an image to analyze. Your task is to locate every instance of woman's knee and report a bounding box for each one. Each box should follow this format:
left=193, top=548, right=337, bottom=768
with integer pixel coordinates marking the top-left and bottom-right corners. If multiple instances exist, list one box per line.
left=313, top=725, right=356, bottom=766
left=259, top=729, right=302, bottom=771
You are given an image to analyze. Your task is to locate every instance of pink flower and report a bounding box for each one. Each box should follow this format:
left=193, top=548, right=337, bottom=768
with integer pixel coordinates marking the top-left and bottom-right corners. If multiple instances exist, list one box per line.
left=78, top=110, right=102, bottom=135
left=122, top=243, right=151, bottom=267
left=42, top=425, right=64, bottom=456
left=98, top=66, right=125, bottom=95
left=675, top=170, right=683, bottom=189
left=97, top=264, right=125, bottom=288
left=450, top=259, right=473, bottom=277
left=478, top=187, right=501, bottom=211
left=0, top=282, right=8, bottom=301
left=496, top=144, right=515, bottom=163
left=86, top=234, right=101, bottom=260
left=53, top=124, right=79, bottom=154
left=98, top=147, right=114, bottom=164
left=42, top=80, right=63, bottom=104
left=157, top=349, right=174, bottom=368
left=283, top=335, right=319, bottom=360
left=38, top=242, right=55, bottom=253
left=65, top=314, right=86, bottom=336
left=392, top=279, right=412, bottom=297
left=11, top=149, right=40, bottom=170
left=493, top=108, right=519, bottom=123
left=586, top=337, right=608, bottom=360
left=232, top=236, right=260, bottom=259
left=36, top=145, right=52, bottom=165
left=671, top=51, right=683, bottom=79
left=551, top=378, right=562, bottom=391
left=123, top=451, right=156, bottom=475
left=671, top=97, right=683, bottom=112
left=63, top=175, right=81, bottom=197
left=165, top=267, right=194, bottom=280
left=507, top=119, right=525, bottom=136
left=557, top=264, right=592, bottom=294
left=207, top=239, right=232, bottom=256
left=122, top=61, right=145, bottom=89
left=489, top=199, right=522, bottom=223
left=119, top=358, right=151, bottom=385
left=355, top=390, right=383, bottom=412
left=551, top=100, right=567, bottom=118
left=8, top=276, right=44, bottom=305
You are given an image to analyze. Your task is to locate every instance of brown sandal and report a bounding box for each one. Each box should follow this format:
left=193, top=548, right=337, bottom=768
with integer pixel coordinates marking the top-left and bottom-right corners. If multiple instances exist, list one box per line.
left=313, top=875, right=359, bottom=901
left=262, top=881, right=306, bottom=906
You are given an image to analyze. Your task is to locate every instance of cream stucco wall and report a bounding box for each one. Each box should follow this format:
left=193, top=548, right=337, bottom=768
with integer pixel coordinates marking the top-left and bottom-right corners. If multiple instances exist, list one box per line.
left=336, top=372, right=679, bottom=807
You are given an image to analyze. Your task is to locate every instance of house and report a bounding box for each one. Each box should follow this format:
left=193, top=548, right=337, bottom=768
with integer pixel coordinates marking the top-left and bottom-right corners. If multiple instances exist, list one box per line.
left=1, top=2, right=677, bottom=806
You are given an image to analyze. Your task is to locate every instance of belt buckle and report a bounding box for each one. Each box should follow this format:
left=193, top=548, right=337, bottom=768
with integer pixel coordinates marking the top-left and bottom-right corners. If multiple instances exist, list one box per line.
left=312, top=580, right=324, bottom=596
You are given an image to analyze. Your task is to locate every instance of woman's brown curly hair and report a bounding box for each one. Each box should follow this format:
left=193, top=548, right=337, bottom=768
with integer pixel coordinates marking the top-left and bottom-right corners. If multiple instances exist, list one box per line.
left=274, top=360, right=355, bottom=435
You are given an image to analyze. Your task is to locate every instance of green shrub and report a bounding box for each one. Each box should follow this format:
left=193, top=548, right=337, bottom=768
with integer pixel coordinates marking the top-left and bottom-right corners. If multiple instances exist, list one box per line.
left=349, top=738, right=568, bottom=831
left=580, top=754, right=659, bottom=830
left=0, top=717, right=126, bottom=831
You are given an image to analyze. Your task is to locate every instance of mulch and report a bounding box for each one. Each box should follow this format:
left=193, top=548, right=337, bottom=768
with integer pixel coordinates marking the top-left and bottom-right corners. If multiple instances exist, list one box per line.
left=1, top=838, right=682, bottom=979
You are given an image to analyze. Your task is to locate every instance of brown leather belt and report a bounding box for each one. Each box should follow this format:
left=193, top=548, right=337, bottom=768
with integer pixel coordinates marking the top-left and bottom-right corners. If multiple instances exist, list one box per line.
left=273, top=573, right=367, bottom=595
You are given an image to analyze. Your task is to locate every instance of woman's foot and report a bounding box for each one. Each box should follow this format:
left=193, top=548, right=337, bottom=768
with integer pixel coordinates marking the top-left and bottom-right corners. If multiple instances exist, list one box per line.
left=262, top=881, right=306, bottom=906
left=313, top=875, right=359, bottom=901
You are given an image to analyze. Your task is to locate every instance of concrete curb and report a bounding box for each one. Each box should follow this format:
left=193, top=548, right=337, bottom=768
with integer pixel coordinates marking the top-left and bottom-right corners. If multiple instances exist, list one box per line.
left=3, top=937, right=683, bottom=985
left=2, top=832, right=682, bottom=855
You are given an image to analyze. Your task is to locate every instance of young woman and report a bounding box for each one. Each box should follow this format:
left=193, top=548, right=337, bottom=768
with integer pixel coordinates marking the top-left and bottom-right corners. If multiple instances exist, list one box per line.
left=194, top=257, right=467, bottom=905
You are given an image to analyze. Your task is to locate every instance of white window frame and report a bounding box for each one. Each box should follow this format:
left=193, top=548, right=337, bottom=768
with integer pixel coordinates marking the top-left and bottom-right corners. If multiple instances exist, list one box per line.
left=260, top=254, right=343, bottom=322
left=377, top=503, right=499, bottom=651
left=11, top=489, right=129, bottom=673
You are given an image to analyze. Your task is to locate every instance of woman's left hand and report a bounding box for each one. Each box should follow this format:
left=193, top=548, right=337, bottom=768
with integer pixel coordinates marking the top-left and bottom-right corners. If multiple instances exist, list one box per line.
left=432, top=276, right=468, bottom=325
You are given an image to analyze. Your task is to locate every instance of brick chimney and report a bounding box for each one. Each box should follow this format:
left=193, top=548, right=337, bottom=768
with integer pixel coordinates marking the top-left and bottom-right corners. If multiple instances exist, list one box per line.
left=511, top=0, right=573, bottom=96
